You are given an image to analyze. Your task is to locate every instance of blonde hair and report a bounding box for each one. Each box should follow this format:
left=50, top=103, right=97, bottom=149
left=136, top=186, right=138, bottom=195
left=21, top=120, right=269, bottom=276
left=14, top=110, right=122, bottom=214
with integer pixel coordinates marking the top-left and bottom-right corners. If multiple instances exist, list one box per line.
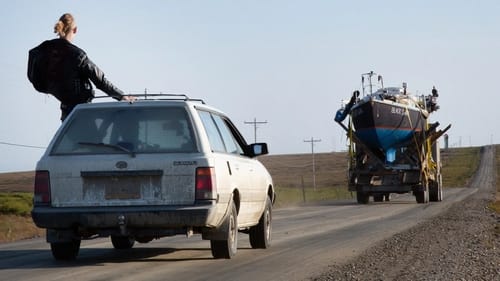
left=54, top=13, right=75, bottom=37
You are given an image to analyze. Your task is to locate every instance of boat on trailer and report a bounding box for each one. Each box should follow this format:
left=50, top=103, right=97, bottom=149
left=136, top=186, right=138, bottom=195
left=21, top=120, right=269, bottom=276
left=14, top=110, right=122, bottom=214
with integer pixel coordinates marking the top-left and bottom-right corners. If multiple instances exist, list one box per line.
left=335, top=71, right=440, bottom=162
left=334, top=71, right=450, bottom=204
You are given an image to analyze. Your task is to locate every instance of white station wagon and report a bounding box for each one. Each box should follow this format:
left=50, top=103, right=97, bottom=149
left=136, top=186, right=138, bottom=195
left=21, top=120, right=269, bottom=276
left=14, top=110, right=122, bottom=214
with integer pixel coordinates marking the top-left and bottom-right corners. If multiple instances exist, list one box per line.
left=31, top=95, right=275, bottom=260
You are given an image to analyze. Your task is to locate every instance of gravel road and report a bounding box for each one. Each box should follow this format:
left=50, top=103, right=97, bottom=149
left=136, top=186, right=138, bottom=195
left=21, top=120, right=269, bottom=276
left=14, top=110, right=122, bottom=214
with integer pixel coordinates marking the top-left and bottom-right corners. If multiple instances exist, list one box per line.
left=312, top=146, right=500, bottom=281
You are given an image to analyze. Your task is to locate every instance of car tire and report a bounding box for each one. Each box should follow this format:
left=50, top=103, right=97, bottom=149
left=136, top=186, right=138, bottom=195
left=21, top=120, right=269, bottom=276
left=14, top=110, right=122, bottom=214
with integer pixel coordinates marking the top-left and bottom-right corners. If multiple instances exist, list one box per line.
left=249, top=197, right=272, bottom=249
left=210, top=201, right=238, bottom=259
left=111, top=235, right=135, bottom=250
left=50, top=240, right=81, bottom=260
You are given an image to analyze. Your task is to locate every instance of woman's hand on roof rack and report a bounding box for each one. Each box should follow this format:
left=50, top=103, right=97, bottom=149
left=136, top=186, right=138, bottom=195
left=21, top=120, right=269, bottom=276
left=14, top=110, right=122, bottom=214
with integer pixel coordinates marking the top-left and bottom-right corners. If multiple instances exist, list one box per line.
left=121, top=95, right=137, bottom=103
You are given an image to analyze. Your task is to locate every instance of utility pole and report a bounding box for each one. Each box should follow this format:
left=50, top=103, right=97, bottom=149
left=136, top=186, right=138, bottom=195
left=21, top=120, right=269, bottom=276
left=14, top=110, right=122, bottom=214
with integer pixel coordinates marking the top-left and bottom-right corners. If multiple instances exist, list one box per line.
left=304, top=137, right=321, bottom=190
left=244, top=118, right=268, bottom=143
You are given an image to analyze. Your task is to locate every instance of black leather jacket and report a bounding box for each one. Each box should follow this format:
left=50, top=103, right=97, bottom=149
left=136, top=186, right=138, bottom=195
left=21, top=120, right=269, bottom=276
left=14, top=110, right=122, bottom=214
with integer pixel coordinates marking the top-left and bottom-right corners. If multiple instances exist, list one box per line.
left=41, top=38, right=124, bottom=119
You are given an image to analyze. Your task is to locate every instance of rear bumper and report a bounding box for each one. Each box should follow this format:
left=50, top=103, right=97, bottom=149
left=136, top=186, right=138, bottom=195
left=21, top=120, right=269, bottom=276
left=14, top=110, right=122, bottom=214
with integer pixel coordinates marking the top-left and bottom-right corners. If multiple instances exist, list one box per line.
left=31, top=202, right=218, bottom=229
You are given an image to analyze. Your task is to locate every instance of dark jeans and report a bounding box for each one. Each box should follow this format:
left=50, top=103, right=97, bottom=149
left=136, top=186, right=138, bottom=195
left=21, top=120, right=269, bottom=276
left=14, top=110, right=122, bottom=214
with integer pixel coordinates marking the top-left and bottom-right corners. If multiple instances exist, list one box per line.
left=60, top=103, right=77, bottom=121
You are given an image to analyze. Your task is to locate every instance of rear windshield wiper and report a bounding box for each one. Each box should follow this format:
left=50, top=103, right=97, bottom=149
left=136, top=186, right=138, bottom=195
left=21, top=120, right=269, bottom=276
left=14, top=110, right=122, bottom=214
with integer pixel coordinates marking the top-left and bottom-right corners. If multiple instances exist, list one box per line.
left=78, top=142, right=136, bottom=157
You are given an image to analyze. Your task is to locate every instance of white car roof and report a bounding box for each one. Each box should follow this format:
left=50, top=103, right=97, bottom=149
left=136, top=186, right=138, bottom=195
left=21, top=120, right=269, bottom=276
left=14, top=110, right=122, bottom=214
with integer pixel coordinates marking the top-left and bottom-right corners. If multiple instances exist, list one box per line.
left=74, top=98, right=227, bottom=116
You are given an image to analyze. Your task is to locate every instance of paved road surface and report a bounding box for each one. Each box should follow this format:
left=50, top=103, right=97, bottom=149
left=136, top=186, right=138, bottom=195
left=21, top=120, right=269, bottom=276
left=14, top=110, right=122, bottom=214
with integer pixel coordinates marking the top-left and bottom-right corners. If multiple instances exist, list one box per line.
left=0, top=186, right=477, bottom=281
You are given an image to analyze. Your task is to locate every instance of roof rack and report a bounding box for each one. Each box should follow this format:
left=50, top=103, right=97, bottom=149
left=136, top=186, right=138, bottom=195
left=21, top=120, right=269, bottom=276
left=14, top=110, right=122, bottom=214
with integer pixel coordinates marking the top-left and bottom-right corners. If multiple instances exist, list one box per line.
left=93, top=92, right=205, bottom=104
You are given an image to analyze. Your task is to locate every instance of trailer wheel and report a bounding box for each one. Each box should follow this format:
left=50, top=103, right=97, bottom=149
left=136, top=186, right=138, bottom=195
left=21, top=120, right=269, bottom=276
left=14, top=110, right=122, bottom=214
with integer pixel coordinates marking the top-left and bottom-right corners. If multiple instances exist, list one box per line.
left=436, top=174, right=443, bottom=202
left=384, top=193, right=391, bottom=202
left=373, top=194, right=384, bottom=202
left=429, top=174, right=443, bottom=202
left=429, top=181, right=439, bottom=202
left=438, top=175, right=443, bottom=201
left=356, top=191, right=369, bottom=204
left=415, top=183, right=429, bottom=204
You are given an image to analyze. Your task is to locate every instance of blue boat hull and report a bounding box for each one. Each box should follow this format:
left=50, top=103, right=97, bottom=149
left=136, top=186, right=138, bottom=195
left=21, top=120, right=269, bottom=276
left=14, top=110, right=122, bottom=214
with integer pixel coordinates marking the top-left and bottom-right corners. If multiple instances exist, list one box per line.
left=351, top=99, right=425, bottom=151
left=355, top=127, right=417, bottom=151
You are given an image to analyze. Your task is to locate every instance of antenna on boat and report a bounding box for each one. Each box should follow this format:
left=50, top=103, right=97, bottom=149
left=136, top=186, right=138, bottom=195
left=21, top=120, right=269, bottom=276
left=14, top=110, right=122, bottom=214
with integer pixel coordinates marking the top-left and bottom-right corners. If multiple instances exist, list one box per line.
left=361, top=71, right=377, bottom=95
left=378, top=75, right=384, bottom=89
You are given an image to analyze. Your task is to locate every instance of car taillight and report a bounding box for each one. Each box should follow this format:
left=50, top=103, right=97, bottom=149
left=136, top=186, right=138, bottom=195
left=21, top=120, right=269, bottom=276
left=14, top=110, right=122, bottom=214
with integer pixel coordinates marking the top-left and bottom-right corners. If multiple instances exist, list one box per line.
left=195, top=167, right=216, bottom=200
left=34, top=170, right=51, bottom=205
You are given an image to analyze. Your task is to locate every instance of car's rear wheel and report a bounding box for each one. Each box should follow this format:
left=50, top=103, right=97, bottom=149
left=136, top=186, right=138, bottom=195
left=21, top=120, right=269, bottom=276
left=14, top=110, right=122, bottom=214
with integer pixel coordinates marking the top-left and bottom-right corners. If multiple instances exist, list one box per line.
left=50, top=240, right=81, bottom=260
left=249, top=197, right=272, bottom=249
left=210, top=201, right=238, bottom=259
left=111, top=235, right=135, bottom=249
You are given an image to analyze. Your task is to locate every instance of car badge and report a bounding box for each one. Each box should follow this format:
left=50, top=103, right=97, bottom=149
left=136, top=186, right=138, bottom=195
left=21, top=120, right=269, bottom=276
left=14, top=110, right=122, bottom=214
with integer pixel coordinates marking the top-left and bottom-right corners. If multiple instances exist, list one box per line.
left=115, top=161, right=128, bottom=169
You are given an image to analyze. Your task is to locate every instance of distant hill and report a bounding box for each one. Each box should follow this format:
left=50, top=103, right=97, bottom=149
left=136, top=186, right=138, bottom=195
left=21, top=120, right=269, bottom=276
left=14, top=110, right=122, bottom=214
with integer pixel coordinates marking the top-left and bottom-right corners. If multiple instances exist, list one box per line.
left=259, top=152, right=348, bottom=189
left=0, top=171, right=34, bottom=192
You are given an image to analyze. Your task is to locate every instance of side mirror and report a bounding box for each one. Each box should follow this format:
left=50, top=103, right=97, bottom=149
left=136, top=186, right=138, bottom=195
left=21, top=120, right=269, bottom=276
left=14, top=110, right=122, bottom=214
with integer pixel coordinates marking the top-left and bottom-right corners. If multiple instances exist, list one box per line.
left=249, top=143, right=268, bottom=157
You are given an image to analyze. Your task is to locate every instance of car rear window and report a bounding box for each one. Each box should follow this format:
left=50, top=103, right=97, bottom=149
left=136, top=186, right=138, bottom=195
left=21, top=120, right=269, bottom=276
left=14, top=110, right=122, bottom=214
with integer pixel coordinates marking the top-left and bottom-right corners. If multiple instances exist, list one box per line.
left=51, top=106, right=197, bottom=155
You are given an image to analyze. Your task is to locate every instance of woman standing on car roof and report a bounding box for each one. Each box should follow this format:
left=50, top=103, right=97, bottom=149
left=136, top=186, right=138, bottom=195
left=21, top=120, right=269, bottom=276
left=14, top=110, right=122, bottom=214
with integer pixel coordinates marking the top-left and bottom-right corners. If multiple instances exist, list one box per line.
left=41, top=13, right=135, bottom=121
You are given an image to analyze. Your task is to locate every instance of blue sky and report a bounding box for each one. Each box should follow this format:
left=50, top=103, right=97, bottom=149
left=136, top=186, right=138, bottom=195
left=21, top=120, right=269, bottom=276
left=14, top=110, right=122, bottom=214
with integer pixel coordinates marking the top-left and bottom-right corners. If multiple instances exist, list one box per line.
left=1, top=0, right=499, bottom=172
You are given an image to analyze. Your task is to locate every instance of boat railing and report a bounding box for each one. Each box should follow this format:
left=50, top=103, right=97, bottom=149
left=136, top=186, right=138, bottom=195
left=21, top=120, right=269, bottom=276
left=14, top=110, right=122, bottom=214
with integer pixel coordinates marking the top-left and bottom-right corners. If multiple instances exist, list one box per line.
left=361, top=71, right=384, bottom=96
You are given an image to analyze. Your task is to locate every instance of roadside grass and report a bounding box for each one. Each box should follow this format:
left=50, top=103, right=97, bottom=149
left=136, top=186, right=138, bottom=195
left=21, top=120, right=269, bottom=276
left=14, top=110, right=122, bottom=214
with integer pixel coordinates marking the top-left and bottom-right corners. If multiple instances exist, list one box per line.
left=0, top=214, right=43, bottom=242
left=441, top=147, right=481, bottom=188
left=489, top=145, right=500, bottom=216
left=0, top=192, right=33, bottom=216
left=0, top=192, right=40, bottom=243
left=260, top=152, right=350, bottom=208
left=494, top=145, right=500, bottom=236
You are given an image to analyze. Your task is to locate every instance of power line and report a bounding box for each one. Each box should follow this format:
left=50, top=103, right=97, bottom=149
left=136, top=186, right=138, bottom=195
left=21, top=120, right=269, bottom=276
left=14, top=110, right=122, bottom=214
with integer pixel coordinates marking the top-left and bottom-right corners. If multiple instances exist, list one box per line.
left=304, top=137, right=322, bottom=190
left=244, top=117, right=268, bottom=143
left=0, top=141, right=46, bottom=149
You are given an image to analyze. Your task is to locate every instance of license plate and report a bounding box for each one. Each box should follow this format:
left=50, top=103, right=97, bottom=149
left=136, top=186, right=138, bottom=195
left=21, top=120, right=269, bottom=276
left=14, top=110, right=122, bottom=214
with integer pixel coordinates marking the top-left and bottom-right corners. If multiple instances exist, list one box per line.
left=105, top=184, right=141, bottom=200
